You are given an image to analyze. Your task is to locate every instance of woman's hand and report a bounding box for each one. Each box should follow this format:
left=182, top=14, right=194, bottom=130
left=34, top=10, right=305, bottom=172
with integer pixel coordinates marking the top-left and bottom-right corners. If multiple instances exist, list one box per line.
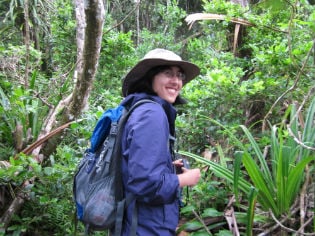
left=177, top=168, right=201, bottom=187
left=172, top=159, right=184, bottom=167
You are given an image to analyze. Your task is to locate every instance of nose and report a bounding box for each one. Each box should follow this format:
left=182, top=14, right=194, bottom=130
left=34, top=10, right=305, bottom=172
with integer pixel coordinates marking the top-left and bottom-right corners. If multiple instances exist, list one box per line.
left=169, top=76, right=183, bottom=89
left=170, top=75, right=181, bottom=82
left=169, top=76, right=183, bottom=85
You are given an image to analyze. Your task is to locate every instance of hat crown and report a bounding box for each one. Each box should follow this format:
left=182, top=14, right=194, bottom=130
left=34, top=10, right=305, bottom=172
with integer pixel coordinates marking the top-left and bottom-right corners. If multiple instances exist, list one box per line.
left=143, top=48, right=182, bottom=61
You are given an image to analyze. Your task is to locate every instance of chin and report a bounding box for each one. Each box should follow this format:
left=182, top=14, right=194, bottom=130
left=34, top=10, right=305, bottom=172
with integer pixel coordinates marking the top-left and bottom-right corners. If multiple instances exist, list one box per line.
left=161, top=94, right=177, bottom=103
left=167, top=98, right=176, bottom=103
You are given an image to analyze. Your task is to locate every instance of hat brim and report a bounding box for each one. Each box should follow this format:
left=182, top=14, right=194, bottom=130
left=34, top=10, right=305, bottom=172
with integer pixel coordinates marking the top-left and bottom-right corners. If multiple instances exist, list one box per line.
left=122, top=58, right=200, bottom=97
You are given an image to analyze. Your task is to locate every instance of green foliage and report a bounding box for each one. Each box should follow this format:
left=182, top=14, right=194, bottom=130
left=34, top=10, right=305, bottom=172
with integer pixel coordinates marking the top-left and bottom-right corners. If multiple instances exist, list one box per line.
left=94, top=30, right=135, bottom=107
left=0, top=45, right=42, bottom=81
left=176, top=0, right=315, bottom=156
left=178, top=51, right=248, bottom=151
left=4, top=145, right=79, bottom=235
left=236, top=98, right=315, bottom=217
left=246, top=187, right=258, bottom=236
left=49, top=0, right=76, bottom=67
left=153, top=1, right=187, bottom=38
left=0, top=0, right=52, bottom=45
left=0, top=45, right=49, bottom=159
left=203, top=0, right=246, bottom=16
left=181, top=98, right=315, bottom=233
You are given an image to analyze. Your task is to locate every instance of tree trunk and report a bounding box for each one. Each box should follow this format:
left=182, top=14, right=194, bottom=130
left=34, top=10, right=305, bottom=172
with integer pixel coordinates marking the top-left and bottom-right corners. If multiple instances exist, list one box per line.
left=41, top=0, right=105, bottom=157
left=68, top=0, right=105, bottom=120
left=23, top=0, right=30, bottom=89
left=0, top=0, right=106, bottom=229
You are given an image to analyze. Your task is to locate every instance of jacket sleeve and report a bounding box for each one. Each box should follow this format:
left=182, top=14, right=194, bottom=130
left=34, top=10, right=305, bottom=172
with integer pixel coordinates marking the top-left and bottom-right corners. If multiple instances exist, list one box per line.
left=122, top=102, right=180, bottom=205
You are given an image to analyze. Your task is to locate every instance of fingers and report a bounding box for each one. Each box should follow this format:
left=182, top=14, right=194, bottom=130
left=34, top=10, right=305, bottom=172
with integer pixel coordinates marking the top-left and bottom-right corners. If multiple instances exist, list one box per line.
left=177, top=168, right=201, bottom=187
left=173, top=159, right=183, bottom=166
left=181, top=167, right=188, bottom=173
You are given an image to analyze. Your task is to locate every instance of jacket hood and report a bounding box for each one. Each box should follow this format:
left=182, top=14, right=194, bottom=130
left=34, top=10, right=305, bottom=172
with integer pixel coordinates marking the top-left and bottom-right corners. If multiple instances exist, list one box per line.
left=120, top=93, right=177, bottom=135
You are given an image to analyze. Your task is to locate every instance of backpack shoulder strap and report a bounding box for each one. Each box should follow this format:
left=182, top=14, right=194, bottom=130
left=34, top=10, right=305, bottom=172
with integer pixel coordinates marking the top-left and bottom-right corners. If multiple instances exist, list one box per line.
left=121, top=99, right=157, bottom=122
left=113, top=99, right=156, bottom=236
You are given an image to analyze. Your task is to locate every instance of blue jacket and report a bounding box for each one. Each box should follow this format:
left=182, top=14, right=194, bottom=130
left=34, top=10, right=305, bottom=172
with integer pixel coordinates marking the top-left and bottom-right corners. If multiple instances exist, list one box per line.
left=120, top=93, right=180, bottom=236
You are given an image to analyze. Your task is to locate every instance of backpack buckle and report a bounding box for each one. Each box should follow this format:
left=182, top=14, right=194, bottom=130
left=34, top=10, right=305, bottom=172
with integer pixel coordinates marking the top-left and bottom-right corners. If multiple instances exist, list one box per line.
left=110, top=123, right=118, bottom=135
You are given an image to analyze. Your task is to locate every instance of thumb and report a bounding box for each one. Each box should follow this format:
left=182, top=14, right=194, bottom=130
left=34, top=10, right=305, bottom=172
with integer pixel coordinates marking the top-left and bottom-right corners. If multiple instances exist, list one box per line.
left=181, top=167, right=188, bottom=173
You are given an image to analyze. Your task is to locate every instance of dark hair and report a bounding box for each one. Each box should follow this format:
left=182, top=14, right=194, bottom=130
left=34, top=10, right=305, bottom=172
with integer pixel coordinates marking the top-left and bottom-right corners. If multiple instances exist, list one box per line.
left=126, top=65, right=187, bottom=105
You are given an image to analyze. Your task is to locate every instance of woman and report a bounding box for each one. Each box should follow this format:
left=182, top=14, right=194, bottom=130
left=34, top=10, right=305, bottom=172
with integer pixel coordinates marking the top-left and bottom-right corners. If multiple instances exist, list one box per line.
left=119, top=48, right=201, bottom=236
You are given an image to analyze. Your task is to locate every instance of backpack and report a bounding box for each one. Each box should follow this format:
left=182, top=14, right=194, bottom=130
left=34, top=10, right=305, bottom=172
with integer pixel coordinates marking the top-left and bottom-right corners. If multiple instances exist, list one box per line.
left=73, top=99, right=153, bottom=235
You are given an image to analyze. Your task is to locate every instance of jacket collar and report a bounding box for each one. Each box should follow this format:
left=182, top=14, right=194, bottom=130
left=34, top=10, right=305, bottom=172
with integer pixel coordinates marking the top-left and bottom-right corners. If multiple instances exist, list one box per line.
left=120, top=93, right=177, bottom=134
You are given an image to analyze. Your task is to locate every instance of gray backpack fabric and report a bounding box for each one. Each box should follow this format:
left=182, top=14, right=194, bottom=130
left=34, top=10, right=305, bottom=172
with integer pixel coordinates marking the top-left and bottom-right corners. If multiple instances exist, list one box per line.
left=73, top=100, right=153, bottom=235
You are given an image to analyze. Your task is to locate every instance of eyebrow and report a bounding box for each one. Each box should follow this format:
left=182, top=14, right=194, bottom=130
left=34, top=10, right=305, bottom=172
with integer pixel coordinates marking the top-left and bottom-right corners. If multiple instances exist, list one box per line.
left=166, top=66, right=184, bottom=72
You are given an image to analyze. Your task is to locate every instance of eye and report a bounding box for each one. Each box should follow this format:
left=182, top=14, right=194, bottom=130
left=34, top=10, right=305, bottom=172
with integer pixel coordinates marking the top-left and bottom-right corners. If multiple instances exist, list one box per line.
left=163, top=70, right=172, bottom=77
left=161, top=69, right=186, bottom=81
left=177, top=72, right=186, bottom=81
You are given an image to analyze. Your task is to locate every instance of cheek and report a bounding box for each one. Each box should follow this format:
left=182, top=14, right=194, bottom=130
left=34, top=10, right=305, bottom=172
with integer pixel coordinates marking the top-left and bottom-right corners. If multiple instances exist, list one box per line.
left=152, top=76, right=162, bottom=92
left=179, top=81, right=183, bottom=89
left=152, top=80, right=158, bottom=93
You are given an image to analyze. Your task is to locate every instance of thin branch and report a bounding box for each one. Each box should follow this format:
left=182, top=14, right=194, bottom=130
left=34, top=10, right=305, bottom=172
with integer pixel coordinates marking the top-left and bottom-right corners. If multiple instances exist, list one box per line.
left=20, top=119, right=83, bottom=155
left=224, top=196, right=240, bottom=236
left=297, top=217, right=315, bottom=235
left=269, top=210, right=315, bottom=236
left=103, top=2, right=140, bottom=35
left=286, top=0, right=297, bottom=60
left=34, top=92, right=53, bottom=108
left=135, top=0, right=140, bottom=46
left=258, top=203, right=300, bottom=236
left=180, top=31, right=204, bottom=46
left=23, top=0, right=30, bottom=89
left=192, top=209, right=213, bottom=235
left=40, top=93, right=72, bottom=138
left=286, top=86, right=315, bottom=151
left=298, top=166, right=311, bottom=235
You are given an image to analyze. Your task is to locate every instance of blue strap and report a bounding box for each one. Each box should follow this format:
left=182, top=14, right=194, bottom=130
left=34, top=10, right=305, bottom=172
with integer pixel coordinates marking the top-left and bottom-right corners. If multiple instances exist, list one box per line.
left=129, top=201, right=138, bottom=236
left=114, top=199, right=126, bottom=236
left=114, top=195, right=137, bottom=236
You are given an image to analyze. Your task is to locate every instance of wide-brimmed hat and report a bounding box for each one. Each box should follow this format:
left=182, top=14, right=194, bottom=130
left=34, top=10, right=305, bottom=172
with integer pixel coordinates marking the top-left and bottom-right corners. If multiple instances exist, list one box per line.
left=122, top=48, right=200, bottom=97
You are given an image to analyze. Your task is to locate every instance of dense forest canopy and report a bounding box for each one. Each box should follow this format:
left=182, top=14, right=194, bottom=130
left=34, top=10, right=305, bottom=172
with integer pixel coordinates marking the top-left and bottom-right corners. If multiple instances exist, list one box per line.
left=0, top=0, right=314, bottom=235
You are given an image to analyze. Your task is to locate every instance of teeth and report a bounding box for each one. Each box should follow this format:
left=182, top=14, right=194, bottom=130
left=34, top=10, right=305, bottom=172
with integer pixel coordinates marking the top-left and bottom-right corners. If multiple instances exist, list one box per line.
left=168, top=88, right=177, bottom=94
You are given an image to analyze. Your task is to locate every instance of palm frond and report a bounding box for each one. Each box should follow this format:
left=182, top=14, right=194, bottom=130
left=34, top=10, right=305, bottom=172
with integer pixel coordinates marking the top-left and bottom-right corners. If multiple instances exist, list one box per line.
left=185, top=13, right=255, bottom=29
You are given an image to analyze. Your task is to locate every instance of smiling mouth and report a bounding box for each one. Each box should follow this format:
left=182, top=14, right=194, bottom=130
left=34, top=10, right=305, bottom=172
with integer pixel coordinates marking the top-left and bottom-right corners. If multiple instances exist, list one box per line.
left=167, top=88, right=178, bottom=94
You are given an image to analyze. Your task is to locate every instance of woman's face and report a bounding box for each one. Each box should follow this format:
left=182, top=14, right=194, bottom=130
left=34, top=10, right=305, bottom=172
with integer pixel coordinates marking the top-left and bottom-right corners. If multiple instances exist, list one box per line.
left=152, top=66, right=185, bottom=103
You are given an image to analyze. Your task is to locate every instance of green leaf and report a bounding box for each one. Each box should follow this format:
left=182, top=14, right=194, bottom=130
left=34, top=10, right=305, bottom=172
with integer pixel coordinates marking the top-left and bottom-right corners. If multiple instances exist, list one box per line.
left=233, top=151, right=243, bottom=202
left=216, top=230, right=233, bottom=236
left=240, top=125, right=274, bottom=188
left=179, top=150, right=252, bottom=193
left=180, top=205, right=195, bottom=214
left=181, top=221, right=203, bottom=231
left=246, top=187, right=258, bottom=236
left=44, top=167, right=54, bottom=176
left=202, top=208, right=222, bottom=217
left=301, top=97, right=315, bottom=158
left=287, top=156, right=315, bottom=205
left=242, top=152, right=278, bottom=215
